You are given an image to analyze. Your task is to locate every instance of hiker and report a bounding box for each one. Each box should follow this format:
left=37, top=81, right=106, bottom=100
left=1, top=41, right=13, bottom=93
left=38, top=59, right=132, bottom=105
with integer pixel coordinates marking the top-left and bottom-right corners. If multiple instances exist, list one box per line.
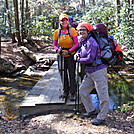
left=74, top=22, right=110, bottom=125
left=53, top=13, right=78, bottom=101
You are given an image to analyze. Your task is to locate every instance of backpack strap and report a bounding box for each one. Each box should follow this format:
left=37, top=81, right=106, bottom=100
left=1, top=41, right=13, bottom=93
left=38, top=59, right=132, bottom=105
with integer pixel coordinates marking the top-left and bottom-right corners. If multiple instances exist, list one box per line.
left=58, top=27, right=74, bottom=44
left=108, top=36, right=116, bottom=54
left=58, top=29, right=61, bottom=43
left=67, top=27, right=74, bottom=44
left=68, top=27, right=73, bottom=40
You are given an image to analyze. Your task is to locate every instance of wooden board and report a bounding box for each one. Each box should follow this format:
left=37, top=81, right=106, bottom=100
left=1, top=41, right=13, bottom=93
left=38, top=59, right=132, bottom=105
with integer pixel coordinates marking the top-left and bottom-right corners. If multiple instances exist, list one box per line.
left=36, top=69, right=65, bottom=104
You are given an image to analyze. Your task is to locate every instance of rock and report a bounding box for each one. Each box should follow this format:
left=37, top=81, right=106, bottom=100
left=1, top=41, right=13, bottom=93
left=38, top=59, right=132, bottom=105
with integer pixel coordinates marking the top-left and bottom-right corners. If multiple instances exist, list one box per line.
left=0, top=58, right=15, bottom=75
left=20, top=46, right=39, bottom=62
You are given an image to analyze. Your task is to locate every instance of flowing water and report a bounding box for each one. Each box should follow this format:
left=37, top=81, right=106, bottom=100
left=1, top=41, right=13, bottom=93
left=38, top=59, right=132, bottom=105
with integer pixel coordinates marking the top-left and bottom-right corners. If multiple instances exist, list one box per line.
left=0, top=71, right=134, bottom=121
left=0, top=75, right=42, bottom=121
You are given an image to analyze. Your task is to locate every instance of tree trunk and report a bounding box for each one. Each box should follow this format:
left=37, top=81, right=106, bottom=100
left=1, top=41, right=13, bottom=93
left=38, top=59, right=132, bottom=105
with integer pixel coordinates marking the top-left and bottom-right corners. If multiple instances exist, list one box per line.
left=80, top=0, right=85, bottom=8
left=127, top=0, right=132, bottom=19
left=116, top=0, right=120, bottom=14
left=92, top=0, right=95, bottom=5
left=5, top=0, right=17, bottom=43
left=25, top=0, right=30, bottom=39
left=124, top=0, right=132, bottom=20
left=116, top=0, right=120, bottom=26
left=13, top=0, right=21, bottom=45
left=89, top=0, right=95, bottom=5
left=21, top=0, right=24, bottom=43
left=0, top=34, right=1, bottom=58
left=80, top=0, right=85, bottom=13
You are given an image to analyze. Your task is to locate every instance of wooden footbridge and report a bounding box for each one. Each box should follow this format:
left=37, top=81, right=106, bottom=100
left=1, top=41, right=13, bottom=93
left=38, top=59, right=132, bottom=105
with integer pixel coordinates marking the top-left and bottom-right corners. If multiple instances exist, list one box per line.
left=19, top=61, right=81, bottom=115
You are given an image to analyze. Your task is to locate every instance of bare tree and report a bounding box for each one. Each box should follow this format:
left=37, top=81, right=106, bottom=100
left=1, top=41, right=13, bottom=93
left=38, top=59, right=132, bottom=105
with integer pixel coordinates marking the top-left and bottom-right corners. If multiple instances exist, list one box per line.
left=13, top=0, right=21, bottom=45
left=20, top=0, right=24, bottom=43
left=116, top=0, right=120, bottom=13
left=5, top=0, right=16, bottom=43
left=88, top=0, right=96, bottom=5
left=25, top=0, right=30, bottom=39
left=123, top=0, right=133, bottom=20
left=116, top=0, right=120, bottom=26
left=80, top=0, right=85, bottom=8
left=92, top=0, right=95, bottom=5
left=127, top=0, right=133, bottom=19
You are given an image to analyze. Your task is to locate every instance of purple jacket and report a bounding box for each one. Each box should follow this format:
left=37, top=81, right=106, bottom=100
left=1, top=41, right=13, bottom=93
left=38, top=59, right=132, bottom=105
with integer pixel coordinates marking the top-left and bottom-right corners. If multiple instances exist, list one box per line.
left=77, top=36, right=106, bottom=74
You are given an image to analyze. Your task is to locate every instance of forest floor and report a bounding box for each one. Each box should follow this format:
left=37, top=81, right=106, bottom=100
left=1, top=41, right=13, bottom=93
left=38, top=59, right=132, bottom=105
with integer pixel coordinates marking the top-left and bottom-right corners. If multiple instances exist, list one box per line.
left=0, top=109, right=134, bottom=134
left=0, top=38, right=134, bottom=134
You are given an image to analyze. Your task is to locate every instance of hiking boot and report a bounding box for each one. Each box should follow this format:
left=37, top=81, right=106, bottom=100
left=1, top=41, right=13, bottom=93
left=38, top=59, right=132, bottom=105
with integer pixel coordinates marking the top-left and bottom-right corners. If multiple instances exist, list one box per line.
left=61, top=92, right=68, bottom=98
left=81, top=110, right=98, bottom=117
left=70, top=93, right=76, bottom=101
left=91, top=118, right=105, bottom=125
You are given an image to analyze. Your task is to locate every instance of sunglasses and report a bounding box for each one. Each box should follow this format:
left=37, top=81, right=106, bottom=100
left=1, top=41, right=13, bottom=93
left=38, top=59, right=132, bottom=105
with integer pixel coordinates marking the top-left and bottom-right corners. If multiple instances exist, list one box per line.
left=61, top=19, right=68, bottom=22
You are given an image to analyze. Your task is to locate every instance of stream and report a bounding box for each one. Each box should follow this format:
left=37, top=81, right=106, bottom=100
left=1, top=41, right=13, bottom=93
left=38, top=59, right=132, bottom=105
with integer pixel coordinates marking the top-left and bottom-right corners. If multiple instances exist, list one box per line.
left=0, top=75, right=42, bottom=121
left=0, top=70, right=134, bottom=121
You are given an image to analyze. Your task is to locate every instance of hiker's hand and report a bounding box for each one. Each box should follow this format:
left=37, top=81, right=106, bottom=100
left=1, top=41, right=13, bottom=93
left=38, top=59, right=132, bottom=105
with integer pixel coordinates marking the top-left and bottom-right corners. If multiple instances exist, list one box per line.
left=74, top=53, right=80, bottom=61
left=62, top=50, right=68, bottom=56
left=58, top=47, right=63, bottom=54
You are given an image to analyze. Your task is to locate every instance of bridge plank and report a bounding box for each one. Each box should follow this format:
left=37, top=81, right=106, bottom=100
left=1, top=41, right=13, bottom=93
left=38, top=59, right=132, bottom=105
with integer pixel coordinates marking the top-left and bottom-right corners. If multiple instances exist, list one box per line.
left=19, top=61, right=78, bottom=115
left=38, top=69, right=64, bottom=104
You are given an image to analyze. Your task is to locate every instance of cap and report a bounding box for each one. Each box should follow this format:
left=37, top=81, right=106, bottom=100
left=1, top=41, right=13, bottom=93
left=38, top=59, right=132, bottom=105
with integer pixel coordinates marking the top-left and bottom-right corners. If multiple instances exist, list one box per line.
left=77, top=22, right=92, bottom=31
left=59, top=14, right=68, bottom=21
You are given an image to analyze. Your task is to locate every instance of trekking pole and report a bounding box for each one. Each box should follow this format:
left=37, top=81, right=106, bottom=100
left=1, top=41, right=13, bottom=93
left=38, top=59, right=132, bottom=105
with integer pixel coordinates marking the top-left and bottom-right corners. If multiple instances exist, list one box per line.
left=59, top=47, right=65, bottom=100
left=61, top=52, right=65, bottom=99
left=74, top=61, right=81, bottom=115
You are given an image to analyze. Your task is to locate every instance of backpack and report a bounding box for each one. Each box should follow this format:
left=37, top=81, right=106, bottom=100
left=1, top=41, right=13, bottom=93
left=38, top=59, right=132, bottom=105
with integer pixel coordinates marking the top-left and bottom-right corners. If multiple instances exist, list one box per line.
left=92, top=23, right=123, bottom=66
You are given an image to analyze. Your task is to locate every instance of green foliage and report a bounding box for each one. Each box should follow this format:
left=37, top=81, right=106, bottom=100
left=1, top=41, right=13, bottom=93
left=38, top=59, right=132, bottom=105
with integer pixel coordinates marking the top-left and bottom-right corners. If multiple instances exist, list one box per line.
left=117, top=101, right=134, bottom=112
left=108, top=74, right=134, bottom=106
left=77, top=1, right=133, bottom=50
left=1, top=0, right=133, bottom=50
left=29, top=15, right=54, bottom=37
left=27, top=0, right=77, bottom=39
left=79, top=2, right=116, bottom=27
left=113, top=3, right=134, bottom=49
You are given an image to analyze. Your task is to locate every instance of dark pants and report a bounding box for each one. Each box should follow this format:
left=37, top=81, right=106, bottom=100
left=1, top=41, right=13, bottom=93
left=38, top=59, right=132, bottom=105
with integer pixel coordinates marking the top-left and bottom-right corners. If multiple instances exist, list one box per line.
left=58, top=55, right=77, bottom=94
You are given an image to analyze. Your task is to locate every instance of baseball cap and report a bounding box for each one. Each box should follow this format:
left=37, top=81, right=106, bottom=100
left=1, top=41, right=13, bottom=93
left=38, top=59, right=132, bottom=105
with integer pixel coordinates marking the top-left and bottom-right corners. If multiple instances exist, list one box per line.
left=59, top=14, right=68, bottom=21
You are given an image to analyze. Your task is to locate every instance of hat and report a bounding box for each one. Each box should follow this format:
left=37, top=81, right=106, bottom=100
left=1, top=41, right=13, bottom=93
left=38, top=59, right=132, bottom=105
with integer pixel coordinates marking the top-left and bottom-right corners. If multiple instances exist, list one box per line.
left=77, top=22, right=92, bottom=31
left=59, top=14, right=68, bottom=21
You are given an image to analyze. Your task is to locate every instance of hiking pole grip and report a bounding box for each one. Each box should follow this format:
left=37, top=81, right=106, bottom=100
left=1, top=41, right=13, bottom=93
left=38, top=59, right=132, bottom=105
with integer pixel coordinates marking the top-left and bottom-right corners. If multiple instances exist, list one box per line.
left=58, top=47, right=64, bottom=55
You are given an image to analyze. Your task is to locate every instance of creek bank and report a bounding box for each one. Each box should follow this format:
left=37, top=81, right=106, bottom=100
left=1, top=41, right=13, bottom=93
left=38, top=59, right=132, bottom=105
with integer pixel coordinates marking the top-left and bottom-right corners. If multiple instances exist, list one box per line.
left=0, top=38, right=56, bottom=77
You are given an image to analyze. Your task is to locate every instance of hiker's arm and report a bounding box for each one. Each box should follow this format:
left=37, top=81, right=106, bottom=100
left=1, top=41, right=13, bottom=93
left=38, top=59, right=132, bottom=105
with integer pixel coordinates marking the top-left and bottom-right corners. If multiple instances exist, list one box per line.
left=53, top=30, right=59, bottom=52
left=77, top=38, right=98, bottom=63
left=53, top=39, right=58, bottom=50
left=69, top=36, right=78, bottom=52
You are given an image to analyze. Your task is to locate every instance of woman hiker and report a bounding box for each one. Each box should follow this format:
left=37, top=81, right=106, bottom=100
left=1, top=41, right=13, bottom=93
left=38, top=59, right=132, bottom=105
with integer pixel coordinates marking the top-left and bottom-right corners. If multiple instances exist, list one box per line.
left=53, top=13, right=78, bottom=101
left=74, top=22, right=110, bottom=125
